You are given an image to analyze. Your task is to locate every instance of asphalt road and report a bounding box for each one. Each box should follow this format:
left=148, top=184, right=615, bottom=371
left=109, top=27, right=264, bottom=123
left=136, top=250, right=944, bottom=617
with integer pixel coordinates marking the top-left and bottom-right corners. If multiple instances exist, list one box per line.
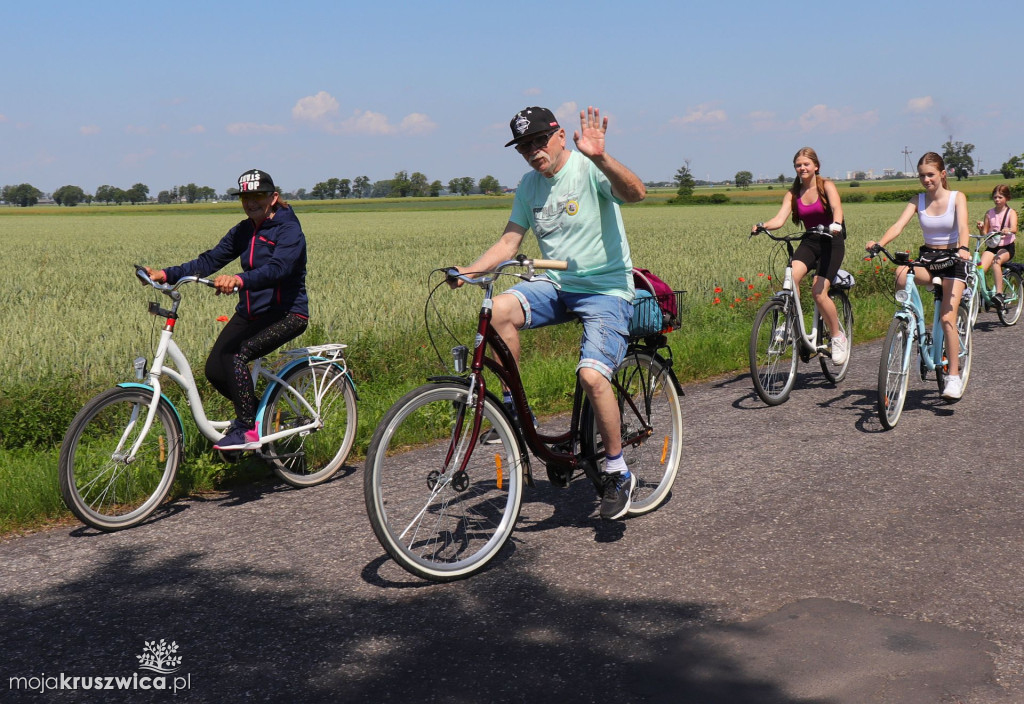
left=2, top=313, right=1022, bottom=703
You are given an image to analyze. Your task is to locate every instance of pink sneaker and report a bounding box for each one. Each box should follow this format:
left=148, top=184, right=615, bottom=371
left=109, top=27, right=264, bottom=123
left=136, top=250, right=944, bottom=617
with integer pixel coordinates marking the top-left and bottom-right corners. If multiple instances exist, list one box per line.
left=214, top=425, right=262, bottom=451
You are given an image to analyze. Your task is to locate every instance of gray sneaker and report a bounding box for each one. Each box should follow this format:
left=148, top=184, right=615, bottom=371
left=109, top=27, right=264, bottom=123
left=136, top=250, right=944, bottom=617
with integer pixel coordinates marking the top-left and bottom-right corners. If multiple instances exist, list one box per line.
left=599, top=471, right=636, bottom=520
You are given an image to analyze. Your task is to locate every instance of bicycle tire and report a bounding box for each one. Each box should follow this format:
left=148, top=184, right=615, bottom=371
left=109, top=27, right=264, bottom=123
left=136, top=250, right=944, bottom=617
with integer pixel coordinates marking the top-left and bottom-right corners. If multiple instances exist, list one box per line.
left=937, top=303, right=972, bottom=402
left=582, top=351, right=683, bottom=516
left=997, top=269, right=1023, bottom=326
left=749, top=298, right=798, bottom=405
left=58, top=387, right=182, bottom=531
left=819, top=290, right=853, bottom=384
left=262, top=360, right=358, bottom=487
left=878, top=317, right=912, bottom=430
left=364, top=382, right=524, bottom=582
left=966, top=268, right=981, bottom=327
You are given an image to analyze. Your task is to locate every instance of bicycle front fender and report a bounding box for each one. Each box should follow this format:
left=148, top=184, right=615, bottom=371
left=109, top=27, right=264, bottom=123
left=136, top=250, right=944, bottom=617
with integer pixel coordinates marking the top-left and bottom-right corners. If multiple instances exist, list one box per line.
left=115, top=382, right=186, bottom=443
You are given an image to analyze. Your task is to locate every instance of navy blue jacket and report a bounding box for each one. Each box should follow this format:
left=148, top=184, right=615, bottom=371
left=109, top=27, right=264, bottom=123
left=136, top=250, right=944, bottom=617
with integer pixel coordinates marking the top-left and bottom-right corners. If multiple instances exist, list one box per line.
left=163, top=205, right=309, bottom=320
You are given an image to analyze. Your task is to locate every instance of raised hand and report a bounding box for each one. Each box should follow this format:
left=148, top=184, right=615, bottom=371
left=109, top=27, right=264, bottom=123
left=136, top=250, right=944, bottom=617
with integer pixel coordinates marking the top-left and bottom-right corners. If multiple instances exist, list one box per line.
left=573, top=106, right=608, bottom=159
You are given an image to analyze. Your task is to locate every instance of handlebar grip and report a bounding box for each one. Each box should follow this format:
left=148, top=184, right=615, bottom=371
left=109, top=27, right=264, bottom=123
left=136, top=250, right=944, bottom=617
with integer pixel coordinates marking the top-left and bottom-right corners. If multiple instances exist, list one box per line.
left=532, top=259, right=568, bottom=271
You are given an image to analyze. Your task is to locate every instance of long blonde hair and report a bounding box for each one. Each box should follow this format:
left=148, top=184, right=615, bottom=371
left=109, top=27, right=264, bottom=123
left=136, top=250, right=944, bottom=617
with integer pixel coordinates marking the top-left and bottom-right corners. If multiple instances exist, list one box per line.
left=789, top=147, right=832, bottom=224
left=917, top=152, right=949, bottom=189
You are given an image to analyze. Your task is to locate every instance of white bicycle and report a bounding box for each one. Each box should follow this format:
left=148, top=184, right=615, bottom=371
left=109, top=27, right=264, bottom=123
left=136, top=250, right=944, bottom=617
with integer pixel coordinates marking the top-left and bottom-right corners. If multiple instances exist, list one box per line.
left=58, top=266, right=358, bottom=531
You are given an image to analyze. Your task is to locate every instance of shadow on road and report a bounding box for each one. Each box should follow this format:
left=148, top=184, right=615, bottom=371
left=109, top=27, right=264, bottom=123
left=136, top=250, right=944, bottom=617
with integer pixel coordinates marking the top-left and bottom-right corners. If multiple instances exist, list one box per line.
left=0, top=545, right=822, bottom=704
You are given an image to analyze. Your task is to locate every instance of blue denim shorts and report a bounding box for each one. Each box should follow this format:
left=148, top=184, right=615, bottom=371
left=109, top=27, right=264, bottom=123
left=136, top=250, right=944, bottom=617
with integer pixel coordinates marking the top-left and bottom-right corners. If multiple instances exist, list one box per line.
left=505, top=281, right=633, bottom=380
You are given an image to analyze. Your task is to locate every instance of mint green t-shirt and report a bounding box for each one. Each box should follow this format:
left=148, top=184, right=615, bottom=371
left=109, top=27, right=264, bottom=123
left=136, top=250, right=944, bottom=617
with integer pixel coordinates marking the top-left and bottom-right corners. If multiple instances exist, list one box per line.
left=510, top=151, right=634, bottom=300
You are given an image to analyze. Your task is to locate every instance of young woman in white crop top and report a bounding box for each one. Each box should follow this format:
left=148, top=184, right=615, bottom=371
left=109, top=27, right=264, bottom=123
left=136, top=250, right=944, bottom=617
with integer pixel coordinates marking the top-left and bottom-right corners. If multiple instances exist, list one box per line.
left=975, top=183, right=1018, bottom=308
left=865, top=151, right=970, bottom=401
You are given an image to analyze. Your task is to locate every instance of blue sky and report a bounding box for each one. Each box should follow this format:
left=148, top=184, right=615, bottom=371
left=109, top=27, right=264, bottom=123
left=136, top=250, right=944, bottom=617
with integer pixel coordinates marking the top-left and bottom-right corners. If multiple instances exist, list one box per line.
left=3, top=0, right=1019, bottom=195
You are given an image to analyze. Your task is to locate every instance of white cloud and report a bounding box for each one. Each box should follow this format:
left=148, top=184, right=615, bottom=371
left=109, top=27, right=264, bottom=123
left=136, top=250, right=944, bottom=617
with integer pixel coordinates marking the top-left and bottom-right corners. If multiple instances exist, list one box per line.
left=292, top=91, right=340, bottom=122
left=291, top=90, right=437, bottom=136
left=185, top=125, right=205, bottom=134
left=399, top=112, right=437, bottom=134
left=669, top=104, right=728, bottom=127
left=798, top=104, right=878, bottom=133
left=907, top=96, right=934, bottom=113
left=80, top=125, right=100, bottom=135
left=554, top=102, right=579, bottom=126
left=226, top=122, right=287, bottom=135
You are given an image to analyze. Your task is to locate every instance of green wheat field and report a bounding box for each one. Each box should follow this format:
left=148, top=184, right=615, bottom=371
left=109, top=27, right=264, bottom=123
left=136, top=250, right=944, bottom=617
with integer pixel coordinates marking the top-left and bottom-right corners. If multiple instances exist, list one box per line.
left=0, top=195, right=1006, bottom=532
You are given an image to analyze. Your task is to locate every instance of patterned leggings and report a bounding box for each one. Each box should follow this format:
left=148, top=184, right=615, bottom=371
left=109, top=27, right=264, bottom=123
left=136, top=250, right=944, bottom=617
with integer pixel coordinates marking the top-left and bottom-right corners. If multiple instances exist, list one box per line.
left=205, top=312, right=308, bottom=428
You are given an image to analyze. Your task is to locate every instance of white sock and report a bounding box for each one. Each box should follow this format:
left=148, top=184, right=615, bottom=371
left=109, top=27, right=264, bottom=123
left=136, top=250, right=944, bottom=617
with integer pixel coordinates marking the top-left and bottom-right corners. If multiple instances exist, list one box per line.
left=604, top=452, right=628, bottom=474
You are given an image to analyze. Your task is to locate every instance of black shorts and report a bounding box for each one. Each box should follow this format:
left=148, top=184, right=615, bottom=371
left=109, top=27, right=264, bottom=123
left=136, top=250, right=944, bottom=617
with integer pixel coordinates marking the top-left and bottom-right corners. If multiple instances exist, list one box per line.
left=986, top=243, right=1015, bottom=262
left=792, top=233, right=845, bottom=284
left=918, top=246, right=969, bottom=282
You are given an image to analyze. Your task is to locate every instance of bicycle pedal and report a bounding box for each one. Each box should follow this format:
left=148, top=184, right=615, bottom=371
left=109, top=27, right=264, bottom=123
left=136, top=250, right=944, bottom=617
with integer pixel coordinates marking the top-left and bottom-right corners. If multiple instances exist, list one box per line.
left=545, top=463, right=573, bottom=488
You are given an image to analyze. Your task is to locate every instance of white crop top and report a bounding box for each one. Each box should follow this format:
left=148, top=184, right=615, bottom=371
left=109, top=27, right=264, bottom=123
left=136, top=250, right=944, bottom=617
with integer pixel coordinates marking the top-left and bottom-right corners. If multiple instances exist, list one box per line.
left=917, top=192, right=959, bottom=246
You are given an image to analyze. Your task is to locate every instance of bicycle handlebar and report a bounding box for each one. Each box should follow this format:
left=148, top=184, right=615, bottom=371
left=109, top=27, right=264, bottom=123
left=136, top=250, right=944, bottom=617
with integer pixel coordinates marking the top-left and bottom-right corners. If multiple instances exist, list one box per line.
left=445, top=255, right=568, bottom=288
left=750, top=224, right=831, bottom=241
left=134, top=264, right=216, bottom=294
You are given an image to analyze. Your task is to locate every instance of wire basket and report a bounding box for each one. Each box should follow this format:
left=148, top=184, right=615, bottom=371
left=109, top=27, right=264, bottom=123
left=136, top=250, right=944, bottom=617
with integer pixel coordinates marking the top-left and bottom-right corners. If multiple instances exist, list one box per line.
left=629, top=290, right=685, bottom=338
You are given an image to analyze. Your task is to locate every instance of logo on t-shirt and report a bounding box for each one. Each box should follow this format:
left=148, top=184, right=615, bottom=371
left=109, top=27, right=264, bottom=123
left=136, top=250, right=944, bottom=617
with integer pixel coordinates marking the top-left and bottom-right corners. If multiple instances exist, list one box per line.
left=566, top=200, right=579, bottom=216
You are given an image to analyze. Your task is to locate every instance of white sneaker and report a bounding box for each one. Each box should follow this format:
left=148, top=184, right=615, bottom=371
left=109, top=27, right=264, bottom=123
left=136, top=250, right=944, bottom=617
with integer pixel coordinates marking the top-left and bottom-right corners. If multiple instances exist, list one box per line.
left=941, top=374, right=963, bottom=401
left=830, top=333, right=849, bottom=366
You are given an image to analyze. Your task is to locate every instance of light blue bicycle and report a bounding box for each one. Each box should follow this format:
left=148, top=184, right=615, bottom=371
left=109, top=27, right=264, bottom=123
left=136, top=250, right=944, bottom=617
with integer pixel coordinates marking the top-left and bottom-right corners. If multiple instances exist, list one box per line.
left=868, top=245, right=972, bottom=429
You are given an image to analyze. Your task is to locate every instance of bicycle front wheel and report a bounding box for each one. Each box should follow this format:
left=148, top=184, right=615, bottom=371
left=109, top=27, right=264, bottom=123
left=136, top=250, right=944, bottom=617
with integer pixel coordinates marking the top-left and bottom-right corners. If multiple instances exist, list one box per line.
left=877, top=317, right=912, bottom=430
left=263, top=360, right=358, bottom=487
left=583, top=351, right=683, bottom=516
left=997, top=269, right=1023, bottom=326
left=750, top=299, right=798, bottom=405
left=364, top=382, right=524, bottom=582
left=819, top=290, right=854, bottom=384
left=966, top=270, right=981, bottom=327
left=58, top=387, right=182, bottom=531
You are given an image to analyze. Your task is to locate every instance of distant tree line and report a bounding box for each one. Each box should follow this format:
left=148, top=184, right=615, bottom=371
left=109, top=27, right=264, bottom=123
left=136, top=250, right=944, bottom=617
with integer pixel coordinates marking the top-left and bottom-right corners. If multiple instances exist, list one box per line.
left=2, top=172, right=507, bottom=207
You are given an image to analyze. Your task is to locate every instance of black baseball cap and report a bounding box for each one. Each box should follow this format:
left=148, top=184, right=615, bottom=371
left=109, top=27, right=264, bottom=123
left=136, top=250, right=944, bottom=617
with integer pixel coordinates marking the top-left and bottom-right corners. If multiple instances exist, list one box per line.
left=504, top=107, right=560, bottom=147
left=227, top=169, right=276, bottom=196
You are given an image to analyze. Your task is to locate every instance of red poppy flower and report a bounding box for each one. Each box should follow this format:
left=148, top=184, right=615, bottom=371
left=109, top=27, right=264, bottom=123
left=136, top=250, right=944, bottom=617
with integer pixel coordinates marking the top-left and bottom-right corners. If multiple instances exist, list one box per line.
left=713, top=297, right=721, bottom=304
left=738, top=277, right=746, bottom=282
left=748, top=284, right=755, bottom=290
left=714, top=286, right=723, bottom=293
left=216, top=315, right=229, bottom=322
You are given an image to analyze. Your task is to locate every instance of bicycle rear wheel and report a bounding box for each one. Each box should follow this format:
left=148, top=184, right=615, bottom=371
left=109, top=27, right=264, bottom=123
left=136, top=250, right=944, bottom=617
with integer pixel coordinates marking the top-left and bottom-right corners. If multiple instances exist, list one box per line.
left=997, top=269, right=1023, bottom=326
left=877, top=317, right=912, bottom=430
left=262, top=360, right=358, bottom=487
left=819, top=289, right=853, bottom=384
left=364, top=382, right=524, bottom=582
left=750, top=298, right=798, bottom=405
left=583, top=351, right=683, bottom=515
left=58, top=387, right=182, bottom=531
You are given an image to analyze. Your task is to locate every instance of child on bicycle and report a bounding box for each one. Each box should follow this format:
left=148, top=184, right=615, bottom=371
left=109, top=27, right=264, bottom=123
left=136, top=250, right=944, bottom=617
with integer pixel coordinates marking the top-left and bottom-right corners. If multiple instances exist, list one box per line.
left=865, top=152, right=970, bottom=401
left=752, top=147, right=848, bottom=365
left=976, top=184, right=1018, bottom=310
left=144, top=169, right=309, bottom=450
left=452, top=105, right=646, bottom=521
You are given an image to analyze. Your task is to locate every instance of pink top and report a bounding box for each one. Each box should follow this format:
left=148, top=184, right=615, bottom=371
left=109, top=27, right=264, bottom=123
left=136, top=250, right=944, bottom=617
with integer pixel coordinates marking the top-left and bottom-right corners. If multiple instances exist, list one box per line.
left=794, top=196, right=830, bottom=229
left=984, top=207, right=1016, bottom=248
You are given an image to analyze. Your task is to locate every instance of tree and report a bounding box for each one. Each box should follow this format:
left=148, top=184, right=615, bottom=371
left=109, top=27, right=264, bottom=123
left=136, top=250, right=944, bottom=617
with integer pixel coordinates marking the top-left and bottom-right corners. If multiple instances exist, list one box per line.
left=999, top=155, right=1024, bottom=179
left=429, top=180, right=442, bottom=197
left=734, top=171, right=753, bottom=188
left=127, top=183, right=149, bottom=205
left=157, top=190, right=174, bottom=204
left=94, top=184, right=115, bottom=204
left=53, top=185, right=85, bottom=207
left=353, top=176, right=370, bottom=198
left=452, top=177, right=475, bottom=196
left=338, top=179, right=351, bottom=199
left=447, top=178, right=460, bottom=195
left=674, top=162, right=695, bottom=197
left=371, top=180, right=392, bottom=198
left=777, top=174, right=787, bottom=184
left=942, top=139, right=975, bottom=180
left=478, top=175, right=502, bottom=195
left=409, top=172, right=429, bottom=197
left=389, top=171, right=411, bottom=197
left=3, top=183, right=43, bottom=207
left=853, top=171, right=867, bottom=181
